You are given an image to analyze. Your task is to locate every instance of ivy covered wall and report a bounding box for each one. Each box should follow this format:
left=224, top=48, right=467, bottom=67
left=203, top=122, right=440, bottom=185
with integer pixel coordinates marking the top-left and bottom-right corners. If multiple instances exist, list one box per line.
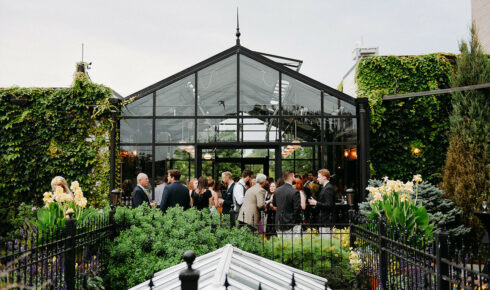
left=0, top=72, right=117, bottom=235
left=355, top=54, right=455, bottom=184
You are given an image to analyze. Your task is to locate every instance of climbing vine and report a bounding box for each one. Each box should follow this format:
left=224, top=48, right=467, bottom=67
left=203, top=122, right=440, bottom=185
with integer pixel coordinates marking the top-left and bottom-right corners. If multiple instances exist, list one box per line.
left=355, top=54, right=454, bottom=183
left=0, top=69, right=119, bottom=235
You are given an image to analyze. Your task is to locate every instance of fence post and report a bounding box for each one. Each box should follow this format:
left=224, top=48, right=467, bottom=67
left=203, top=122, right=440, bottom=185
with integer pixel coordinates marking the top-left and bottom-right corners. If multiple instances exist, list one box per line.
left=179, top=250, right=199, bottom=290
left=348, top=209, right=356, bottom=248
left=109, top=206, right=116, bottom=237
left=64, top=212, right=76, bottom=290
left=436, top=226, right=449, bottom=290
left=377, top=210, right=388, bottom=290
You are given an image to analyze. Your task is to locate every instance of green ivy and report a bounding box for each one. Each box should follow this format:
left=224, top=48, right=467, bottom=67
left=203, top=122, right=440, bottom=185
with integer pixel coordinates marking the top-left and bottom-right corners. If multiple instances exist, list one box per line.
left=0, top=72, right=119, bottom=236
left=355, top=54, right=454, bottom=183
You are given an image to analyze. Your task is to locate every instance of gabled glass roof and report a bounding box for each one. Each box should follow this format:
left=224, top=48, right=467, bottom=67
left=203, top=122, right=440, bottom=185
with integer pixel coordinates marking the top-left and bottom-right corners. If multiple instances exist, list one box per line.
left=130, top=244, right=328, bottom=290
left=124, top=44, right=357, bottom=114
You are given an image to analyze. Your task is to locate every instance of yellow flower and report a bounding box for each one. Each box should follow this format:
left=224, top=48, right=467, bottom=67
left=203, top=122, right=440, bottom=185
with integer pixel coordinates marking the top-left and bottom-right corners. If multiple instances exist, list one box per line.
left=400, top=193, right=409, bottom=202
left=75, top=197, right=87, bottom=208
left=70, top=181, right=80, bottom=192
left=43, top=192, right=54, bottom=204
left=413, top=174, right=422, bottom=183
left=335, top=254, right=338, bottom=257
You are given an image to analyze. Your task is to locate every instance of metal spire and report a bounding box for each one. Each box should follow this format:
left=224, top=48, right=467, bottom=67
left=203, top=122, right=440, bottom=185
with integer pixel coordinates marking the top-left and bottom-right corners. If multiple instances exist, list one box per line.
left=236, top=7, right=241, bottom=45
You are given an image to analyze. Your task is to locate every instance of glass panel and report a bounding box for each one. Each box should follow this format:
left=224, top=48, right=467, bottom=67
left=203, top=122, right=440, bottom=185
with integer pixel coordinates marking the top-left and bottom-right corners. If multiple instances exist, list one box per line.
left=322, top=145, right=358, bottom=196
left=120, top=119, right=152, bottom=143
left=122, top=94, right=153, bottom=116
left=216, top=148, right=242, bottom=158
left=120, top=146, right=152, bottom=197
left=282, top=117, right=321, bottom=142
left=155, top=145, right=194, bottom=185
left=281, top=74, right=321, bottom=116
left=156, top=75, right=195, bottom=116
left=198, top=55, right=237, bottom=116
left=281, top=160, right=294, bottom=172
left=243, top=148, right=268, bottom=158
left=197, top=118, right=237, bottom=142
left=324, top=118, right=357, bottom=142
left=244, top=164, right=264, bottom=175
left=155, top=119, right=194, bottom=143
left=217, top=162, right=242, bottom=183
left=240, top=118, right=279, bottom=142
left=240, top=55, right=280, bottom=116
left=324, top=94, right=356, bottom=116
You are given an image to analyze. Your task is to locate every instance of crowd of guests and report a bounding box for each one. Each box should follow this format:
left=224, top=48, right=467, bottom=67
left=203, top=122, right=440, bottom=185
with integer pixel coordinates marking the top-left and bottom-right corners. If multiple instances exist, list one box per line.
left=130, top=168, right=338, bottom=236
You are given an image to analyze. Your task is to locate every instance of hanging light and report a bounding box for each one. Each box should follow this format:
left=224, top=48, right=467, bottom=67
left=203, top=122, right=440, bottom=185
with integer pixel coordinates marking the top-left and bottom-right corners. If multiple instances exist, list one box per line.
left=132, top=150, right=137, bottom=156
left=203, top=153, right=212, bottom=160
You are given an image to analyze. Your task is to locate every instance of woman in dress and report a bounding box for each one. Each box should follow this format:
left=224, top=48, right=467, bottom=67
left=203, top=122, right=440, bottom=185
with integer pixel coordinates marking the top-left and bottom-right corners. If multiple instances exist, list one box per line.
left=188, top=178, right=198, bottom=198
left=190, top=177, right=212, bottom=210
left=207, top=177, right=220, bottom=213
left=264, top=182, right=277, bottom=237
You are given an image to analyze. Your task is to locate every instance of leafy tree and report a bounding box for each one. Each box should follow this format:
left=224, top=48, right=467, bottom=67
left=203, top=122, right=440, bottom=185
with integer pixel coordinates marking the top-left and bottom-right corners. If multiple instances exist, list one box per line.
left=442, top=25, right=490, bottom=238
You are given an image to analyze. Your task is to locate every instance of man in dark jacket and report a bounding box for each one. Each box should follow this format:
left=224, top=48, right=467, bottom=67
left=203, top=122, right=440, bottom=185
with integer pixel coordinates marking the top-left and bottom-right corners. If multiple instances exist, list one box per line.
left=308, top=169, right=336, bottom=232
left=160, top=169, right=191, bottom=213
left=221, top=171, right=235, bottom=214
left=132, top=173, right=151, bottom=208
left=273, top=171, right=302, bottom=232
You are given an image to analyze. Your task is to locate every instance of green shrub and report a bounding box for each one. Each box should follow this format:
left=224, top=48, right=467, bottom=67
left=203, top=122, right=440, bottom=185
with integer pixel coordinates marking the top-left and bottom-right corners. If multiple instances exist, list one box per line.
left=106, top=206, right=260, bottom=289
left=262, top=229, right=361, bottom=289
left=360, top=179, right=470, bottom=240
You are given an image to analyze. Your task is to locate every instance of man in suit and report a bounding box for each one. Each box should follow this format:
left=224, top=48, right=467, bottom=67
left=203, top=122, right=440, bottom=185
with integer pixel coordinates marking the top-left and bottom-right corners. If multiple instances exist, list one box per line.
left=221, top=171, right=235, bottom=214
left=132, top=173, right=151, bottom=208
left=238, top=173, right=267, bottom=229
left=273, top=171, right=302, bottom=232
left=308, top=169, right=336, bottom=234
left=160, top=169, right=191, bottom=213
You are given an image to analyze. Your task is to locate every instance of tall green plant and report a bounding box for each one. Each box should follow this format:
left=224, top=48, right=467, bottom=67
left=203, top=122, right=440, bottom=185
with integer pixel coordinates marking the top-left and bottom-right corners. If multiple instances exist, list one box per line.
left=442, top=25, right=490, bottom=237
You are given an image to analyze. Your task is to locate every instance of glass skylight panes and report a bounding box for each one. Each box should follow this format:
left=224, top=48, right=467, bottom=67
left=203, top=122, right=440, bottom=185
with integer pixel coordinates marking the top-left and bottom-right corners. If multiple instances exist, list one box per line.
left=156, top=75, right=195, bottom=116
left=122, top=93, right=153, bottom=116
left=120, top=119, right=152, bottom=143
left=281, top=74, right=321, bottom=116
left=155, top=119, right=194, bottom=143
left=324, top=93, right=356, bottom=116
left=198, top=55, right=237, bottom=116
left=240, top=55, right=279, bottom=116
left=197, top=118, right=237, bottom=142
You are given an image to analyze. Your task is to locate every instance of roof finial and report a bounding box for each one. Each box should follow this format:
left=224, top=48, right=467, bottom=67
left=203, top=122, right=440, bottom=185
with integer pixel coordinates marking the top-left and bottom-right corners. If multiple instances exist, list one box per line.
left=236, top=7, right=241, bottom=45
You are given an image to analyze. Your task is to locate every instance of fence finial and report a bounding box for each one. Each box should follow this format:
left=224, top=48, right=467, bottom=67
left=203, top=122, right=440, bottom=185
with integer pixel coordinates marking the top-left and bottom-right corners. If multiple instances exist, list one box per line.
left=179, top=250, right=199, bottom=290
left=224, top=273, right=230, bottom=289
left=290, top=273, right=296, bottom=289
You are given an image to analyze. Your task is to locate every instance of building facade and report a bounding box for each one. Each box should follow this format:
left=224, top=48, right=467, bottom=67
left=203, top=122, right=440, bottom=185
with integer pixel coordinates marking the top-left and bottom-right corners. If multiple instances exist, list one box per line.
left=118, top=41, right=369, bottom=202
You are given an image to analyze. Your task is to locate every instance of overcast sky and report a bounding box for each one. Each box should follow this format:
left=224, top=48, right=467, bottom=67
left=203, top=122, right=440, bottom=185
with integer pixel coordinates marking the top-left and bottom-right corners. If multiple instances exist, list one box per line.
left=0, top=0, right=472, bottom=97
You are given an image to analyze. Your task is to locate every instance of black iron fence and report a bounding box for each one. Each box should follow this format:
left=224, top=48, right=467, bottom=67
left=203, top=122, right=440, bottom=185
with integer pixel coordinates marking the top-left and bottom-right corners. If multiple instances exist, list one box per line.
left=2, top=204, right=489, bottom=290
left=350, top=210, right=489, bottom=289
left=0, top=210, right=114, bottom=289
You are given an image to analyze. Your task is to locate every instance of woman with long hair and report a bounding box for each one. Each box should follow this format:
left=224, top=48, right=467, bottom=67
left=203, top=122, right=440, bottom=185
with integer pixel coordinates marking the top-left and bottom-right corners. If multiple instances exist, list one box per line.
left=188, top=178, right=198, bottom=198
left=190, top=177, right=212, bottom=210
left=207, top=177, right=220, bottom=213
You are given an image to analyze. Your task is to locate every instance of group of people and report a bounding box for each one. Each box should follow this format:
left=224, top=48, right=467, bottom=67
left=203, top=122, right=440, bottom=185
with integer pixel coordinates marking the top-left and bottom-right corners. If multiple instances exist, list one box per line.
left=131, top=168, right=337, bottom=235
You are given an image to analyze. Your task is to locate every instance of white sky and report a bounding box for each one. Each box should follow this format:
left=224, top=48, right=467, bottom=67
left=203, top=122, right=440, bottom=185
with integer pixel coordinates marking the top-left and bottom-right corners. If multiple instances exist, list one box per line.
left=0, top=0, right=471, bottom=97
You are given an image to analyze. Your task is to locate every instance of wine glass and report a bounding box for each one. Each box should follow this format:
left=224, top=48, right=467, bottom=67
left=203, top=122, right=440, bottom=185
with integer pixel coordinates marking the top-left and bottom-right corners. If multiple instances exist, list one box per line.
left=483, top=201, right=487, bottom=212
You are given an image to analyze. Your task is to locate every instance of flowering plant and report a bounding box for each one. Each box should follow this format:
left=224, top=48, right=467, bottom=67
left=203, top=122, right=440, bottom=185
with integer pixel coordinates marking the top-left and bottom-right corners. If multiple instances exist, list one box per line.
left=33, top=181, right=92, bottom=235
left=366, top=175, right=433, bottom=239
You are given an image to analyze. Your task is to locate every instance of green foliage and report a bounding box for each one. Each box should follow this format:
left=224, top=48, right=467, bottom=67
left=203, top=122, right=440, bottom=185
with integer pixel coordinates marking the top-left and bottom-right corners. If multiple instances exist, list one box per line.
left=262, top=230, right=360, bottom=289
left=362, top=178, right=433, bottom=239
left=106, top=206, right=260, bottom=289
left=360, top=179, right=470, bottom=239
left=0, top=72, right=118, bottom=236
left=442, top=25, right=490, bottom=240
left=356, top=54, right=454, bottom=184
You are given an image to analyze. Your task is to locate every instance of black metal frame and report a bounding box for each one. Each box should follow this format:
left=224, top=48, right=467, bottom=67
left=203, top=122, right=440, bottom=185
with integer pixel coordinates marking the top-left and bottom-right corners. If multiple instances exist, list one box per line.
left=119, top=42, right=369, bottom=205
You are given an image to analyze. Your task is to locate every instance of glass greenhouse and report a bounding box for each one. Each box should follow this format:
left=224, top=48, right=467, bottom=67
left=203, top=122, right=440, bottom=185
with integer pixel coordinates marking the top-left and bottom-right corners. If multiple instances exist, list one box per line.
left=118, top=42, right=369, bottom=202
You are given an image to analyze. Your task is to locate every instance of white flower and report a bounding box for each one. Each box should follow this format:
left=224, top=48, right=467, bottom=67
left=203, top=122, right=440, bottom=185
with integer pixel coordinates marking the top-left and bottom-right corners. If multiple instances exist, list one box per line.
left=413, top=174, right=422, bottom=183
left=43, top=192, right=54, bottom=204
left=70, top=181, right=80, bottom=192
left=382, top=176, right=389, bottom=183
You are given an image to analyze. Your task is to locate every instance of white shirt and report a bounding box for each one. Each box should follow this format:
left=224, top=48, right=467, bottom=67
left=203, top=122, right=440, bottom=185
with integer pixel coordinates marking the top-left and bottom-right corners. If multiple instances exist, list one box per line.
left=233, top=179, right=247, bottom=207
left=154, top=184, right=166, bottom=205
